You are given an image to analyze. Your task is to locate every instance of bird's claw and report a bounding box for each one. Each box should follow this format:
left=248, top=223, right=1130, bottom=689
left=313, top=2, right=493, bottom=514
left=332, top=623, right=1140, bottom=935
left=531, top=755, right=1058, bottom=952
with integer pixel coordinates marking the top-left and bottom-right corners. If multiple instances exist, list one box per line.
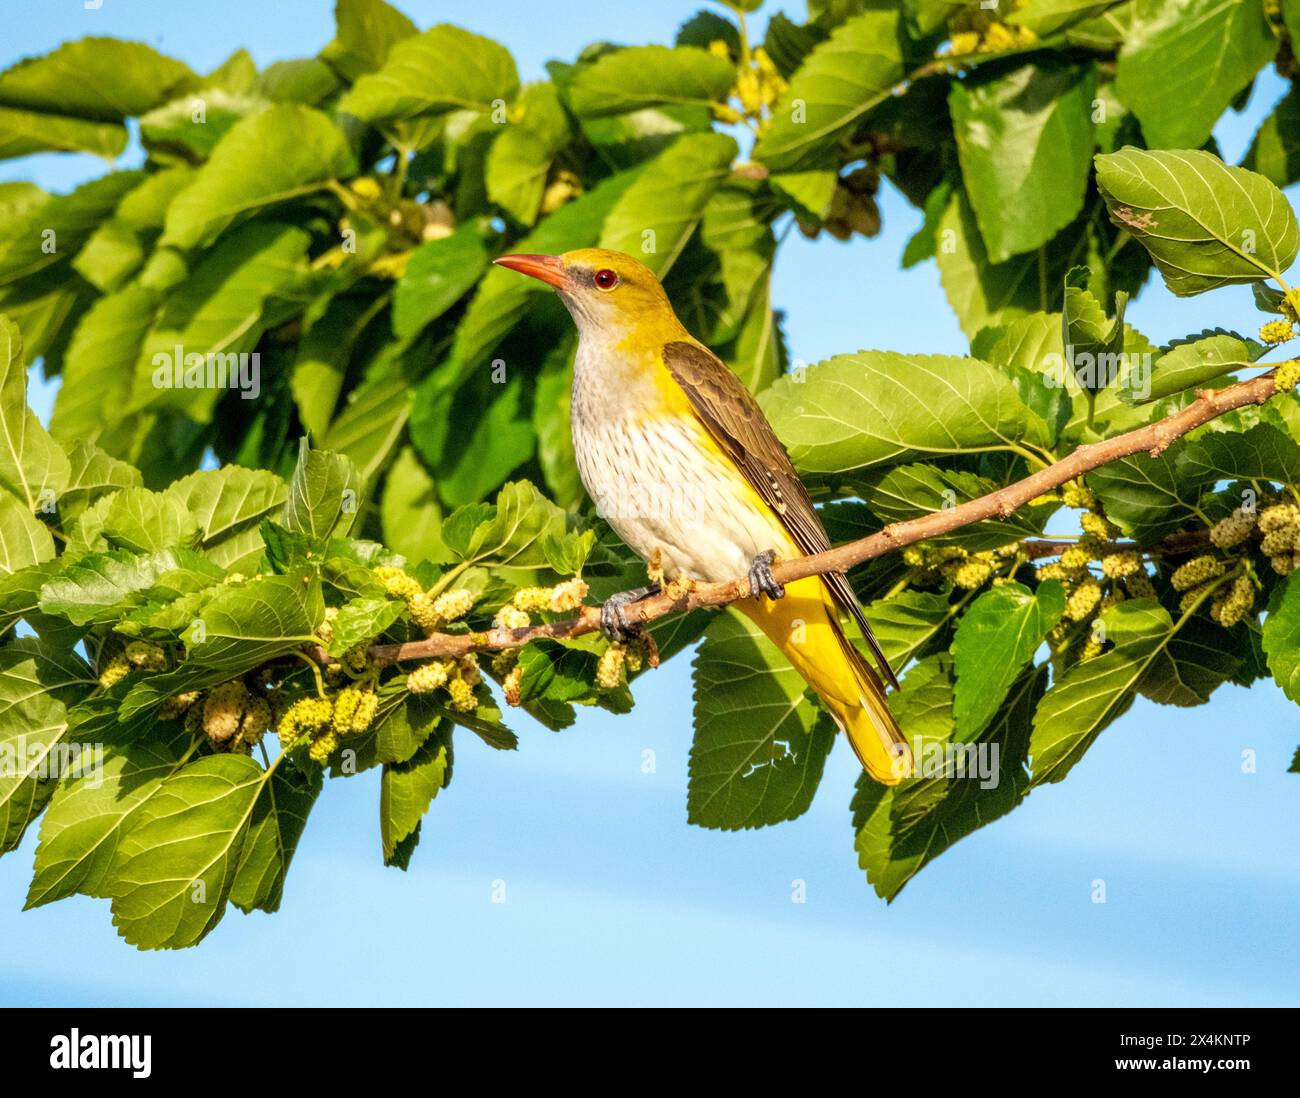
left=599, top=584, right=658, bottom=643
left=748, top=549, right=785, bottom=600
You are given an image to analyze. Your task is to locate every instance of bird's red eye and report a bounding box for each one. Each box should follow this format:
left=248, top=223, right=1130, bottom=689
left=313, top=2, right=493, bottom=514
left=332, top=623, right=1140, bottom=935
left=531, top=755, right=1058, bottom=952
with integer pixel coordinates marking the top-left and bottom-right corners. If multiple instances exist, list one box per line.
left=594, top=268, right=619, bottom=291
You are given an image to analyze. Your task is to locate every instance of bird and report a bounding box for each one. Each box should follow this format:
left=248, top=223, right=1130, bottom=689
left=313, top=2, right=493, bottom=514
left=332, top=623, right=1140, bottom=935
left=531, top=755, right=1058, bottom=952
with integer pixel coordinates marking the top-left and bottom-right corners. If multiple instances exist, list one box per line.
left=493, top=248, right=912, bottom=785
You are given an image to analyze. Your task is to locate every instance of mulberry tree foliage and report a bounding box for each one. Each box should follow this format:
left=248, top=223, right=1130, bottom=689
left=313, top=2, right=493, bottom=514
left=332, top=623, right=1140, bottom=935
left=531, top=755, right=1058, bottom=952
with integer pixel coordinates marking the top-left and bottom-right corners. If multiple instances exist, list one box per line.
left=1, top=0, right=1300, bottom=946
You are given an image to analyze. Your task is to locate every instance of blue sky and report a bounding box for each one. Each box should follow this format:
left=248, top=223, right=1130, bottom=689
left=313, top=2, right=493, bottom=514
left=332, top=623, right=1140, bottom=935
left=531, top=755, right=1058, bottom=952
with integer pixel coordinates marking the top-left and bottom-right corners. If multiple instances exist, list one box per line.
left=0, top=1, right=1297, bottom=1006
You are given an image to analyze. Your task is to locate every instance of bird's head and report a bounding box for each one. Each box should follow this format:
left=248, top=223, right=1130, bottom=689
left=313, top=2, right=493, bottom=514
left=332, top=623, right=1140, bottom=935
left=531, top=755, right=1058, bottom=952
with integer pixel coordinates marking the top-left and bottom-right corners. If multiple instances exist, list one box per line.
left=492, top=248, right=678, bottom=339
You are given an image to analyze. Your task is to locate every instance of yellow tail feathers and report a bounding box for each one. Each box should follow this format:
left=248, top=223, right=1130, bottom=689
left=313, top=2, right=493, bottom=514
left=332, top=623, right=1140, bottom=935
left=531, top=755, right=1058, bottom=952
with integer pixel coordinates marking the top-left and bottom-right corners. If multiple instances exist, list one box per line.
left=736, top=576, right=913, bottom=786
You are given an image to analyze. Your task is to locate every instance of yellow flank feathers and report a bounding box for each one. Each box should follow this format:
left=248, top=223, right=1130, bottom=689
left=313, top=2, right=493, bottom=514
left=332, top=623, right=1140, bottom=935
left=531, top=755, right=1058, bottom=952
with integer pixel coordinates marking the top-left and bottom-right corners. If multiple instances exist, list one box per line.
left=737, top=578, right=911, bottom=785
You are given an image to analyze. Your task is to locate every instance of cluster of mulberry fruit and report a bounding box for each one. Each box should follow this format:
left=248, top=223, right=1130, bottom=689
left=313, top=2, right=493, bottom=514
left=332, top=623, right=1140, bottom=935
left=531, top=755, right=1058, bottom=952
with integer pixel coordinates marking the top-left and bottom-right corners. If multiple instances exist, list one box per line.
left=277, top=682, right=380, bottom=763
left=374, top=564, right=478, bottom=635
left=946, top=3, right=1037, bottom=57
left=902, top=543, right=1019, bottom=589
left=406, top=653, right=482, bottom=712
left=1258, top=503, right=1300, bottom=574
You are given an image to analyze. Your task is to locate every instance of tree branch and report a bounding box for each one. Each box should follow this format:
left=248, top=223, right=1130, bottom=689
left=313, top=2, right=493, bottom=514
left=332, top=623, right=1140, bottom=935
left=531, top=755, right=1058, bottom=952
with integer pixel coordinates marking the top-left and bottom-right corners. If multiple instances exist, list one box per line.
left=366, top=371, right=1281, bottom=667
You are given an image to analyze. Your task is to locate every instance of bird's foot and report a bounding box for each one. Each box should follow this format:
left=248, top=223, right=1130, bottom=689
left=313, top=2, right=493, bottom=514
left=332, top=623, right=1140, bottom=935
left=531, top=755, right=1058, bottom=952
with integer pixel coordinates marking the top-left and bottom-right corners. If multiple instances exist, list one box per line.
left=599, top=584, right=659, bottom=644
left=748, top=549, right=785, bottom=601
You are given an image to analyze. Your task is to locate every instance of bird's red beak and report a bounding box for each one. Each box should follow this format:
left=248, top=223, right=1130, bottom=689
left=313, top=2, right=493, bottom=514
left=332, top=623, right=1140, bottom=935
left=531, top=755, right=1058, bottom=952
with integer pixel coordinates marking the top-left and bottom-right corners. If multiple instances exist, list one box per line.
left=493, top=253, right=568, bottom=289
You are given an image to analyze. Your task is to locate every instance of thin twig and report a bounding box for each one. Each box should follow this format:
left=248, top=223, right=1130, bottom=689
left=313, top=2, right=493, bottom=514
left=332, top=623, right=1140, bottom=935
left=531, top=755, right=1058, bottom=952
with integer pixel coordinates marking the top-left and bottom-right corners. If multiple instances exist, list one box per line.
left=360, top=371, right=1280, bottom=666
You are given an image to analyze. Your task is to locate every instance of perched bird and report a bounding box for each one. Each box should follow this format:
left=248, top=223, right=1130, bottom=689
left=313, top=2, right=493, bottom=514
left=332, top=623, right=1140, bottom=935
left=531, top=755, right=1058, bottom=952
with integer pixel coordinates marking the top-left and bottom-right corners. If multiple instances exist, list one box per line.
left=494, top=248, right=912, bottom=784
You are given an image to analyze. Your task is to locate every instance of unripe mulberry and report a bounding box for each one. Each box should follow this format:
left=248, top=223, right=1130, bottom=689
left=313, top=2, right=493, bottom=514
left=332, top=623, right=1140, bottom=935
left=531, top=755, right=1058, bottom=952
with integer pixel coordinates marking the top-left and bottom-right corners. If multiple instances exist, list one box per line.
left=238, top=695, right=272, bottom=746
left=1271, top=553, right=1298, bottom=575
left=1062, top=482, right=1097, bottom=510
left=374, top=565, right=423, bottom=602
left=1065, top=580, right=1102, bottom=621
left=1170, top=555, right=1225, bottom=591
left=1125, top=574, right=1156, bottom=599
left=159, top=690, right=200, bottom=721
left=1261, top=528, right=1298, bottom=556
left=511, top=586, right=554, bottom=613
left=1080, top=512, right=1118, bottom=539
left=1274, top=359, right=1300, bottom=392
left=1036, top=562, right=1069, bottom=581
left=446, top=677, right=476, bottom=711
left=125, top=641, right=166, bottom=670
left=952, top=559, right=994, bottom=589
left=1210, top=508, right=1257, bottom=548
left=1080, top=638, right=1103, bottom=662
left=431, top=588, right=476, bottom=621
left=1259, top=319, right=1295, bottom=344
left=902, top=546, right=926, bottom=567
left=318, top=605, right=338, bottom=647
left=547, top=578, right=588, bottom=612
left=407, top=592, right=442, bottom=633
left=308, top=730, right=339, bottom=764
left=1059, top=546, right=1090, bottom=571
left=407, top=660, right=451, bottom=694
left=203, top=681, right=250, bottom=743
left=494, top=605, right=531, bottom=630
left=277, top=696, right=333, bottom=745
left=1100, top=550, right=1141, bottom=578
left=1210, top=575, right=1255, bottom=627
left=503, top=664, right=523, bottom=707
left=98, top=654, right=130, bottom=689
left=597, top=643, right=626, bottom=689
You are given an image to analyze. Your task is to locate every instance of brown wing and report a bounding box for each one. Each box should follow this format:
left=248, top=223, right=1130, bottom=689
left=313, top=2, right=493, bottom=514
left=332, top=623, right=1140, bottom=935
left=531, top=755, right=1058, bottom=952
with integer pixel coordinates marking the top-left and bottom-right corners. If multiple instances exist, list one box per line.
left=661, top=340, right=899, bottom=690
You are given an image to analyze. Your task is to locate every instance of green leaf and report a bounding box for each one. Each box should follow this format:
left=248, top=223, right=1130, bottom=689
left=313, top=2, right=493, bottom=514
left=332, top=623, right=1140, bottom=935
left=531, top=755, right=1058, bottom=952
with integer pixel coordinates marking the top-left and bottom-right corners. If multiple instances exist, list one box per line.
left=688, top=610, right=836, bottom=830
left=38, top=548, right=202, bottom=626
left=1244, top=84, right=1300, bottom=189
left=105, top=753, right=270, bottom=949
left=392, top=224, right=489, bottom=342
left=1139, top=332, right=1261, bottom=404
left=321, top=0, right=418, bottom=82
left=338, top=24, right=519, bottom=125
left=161, top=104, right=356, bottom=250
left=139, top=90, right=270, bottom=161
left=852, top=658, right=1045, bottom=901
left=164, top=465, right=288, bottom=563
left=229, top=763, right=321, bottom=912
left=1095, top=147, right=1299, bottom=296
left=1086, top=451, right=1214, bottom=542
left=1178, top=422, right=1300, bottom=485
left=952, top=581, right=1065, bottom=739
left=0, top=37, right=195, bottom=160
left=0, top=638, right=95, bottom=853
left=759, top=350, right=1047, bottom=475
left=26, top=724, right=193, bottom=909
left=50, top=283, right=160, bottom=442
left=1030, top=599, right=1179, bottom=785
left=862, top=589, right=952, bottom=670
left=0, top=317, right=71, bottom=511
left=857, top=463, right=1057, bottom=550
left=598, top=132, right=737, bottom=277
left=380, top=725, right=451, bottom=862
left=0, top=36, right=196, bottom=120
left=283, top=440, right=362, bottom=541
left=486, top=82, right=570, bottom=226
left=950, top=63, right=1095, bottom=264
left=1114, top=0, right=1275, bottom=149
left=379, top=446, right=447, bottom=566
left=0, top=171, right=142, bottom=287
left=1007, top=0, right=1117, bottom=36
left=1061, top=265, right=1128, bottom=396
left=1263, top=570, right=1300, bottom=703
left=120, top=571, right=323, bottom=718
left=444, top=480, right=568, bottom=569
left=327, top=596, right=405, bottom=657
left=935, top=187, right=1076, bottom=338
left=0, top=493, right=55, bottom=578
left=569, top=46, right=735, bottom=117
left=753, top=8, right=906, bottom=172
left=101, top=487, right=200, bottom=553
left=130, top=221, right=313, bottom=422
left=1139, top=618, right=1241, bottom=706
